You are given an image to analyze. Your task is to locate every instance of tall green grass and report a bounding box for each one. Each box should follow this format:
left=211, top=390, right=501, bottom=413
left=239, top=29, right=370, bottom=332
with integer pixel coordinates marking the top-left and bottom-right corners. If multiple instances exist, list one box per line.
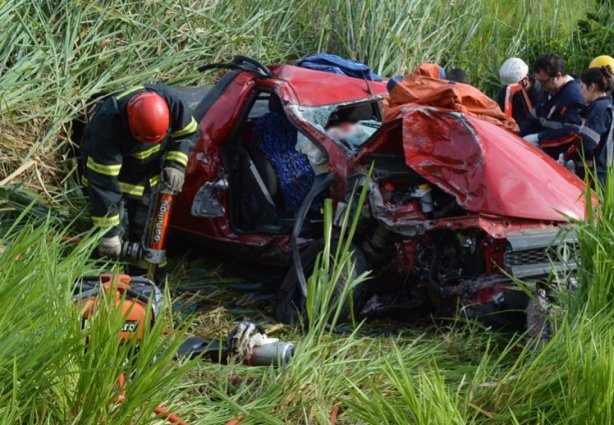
left=2, top=1, right=614, bottom=423
left=0, top=0, right=606, bottom=202
left=0, top=148, right=613, bottom=424
left=0, top=213, right=195, bottom=424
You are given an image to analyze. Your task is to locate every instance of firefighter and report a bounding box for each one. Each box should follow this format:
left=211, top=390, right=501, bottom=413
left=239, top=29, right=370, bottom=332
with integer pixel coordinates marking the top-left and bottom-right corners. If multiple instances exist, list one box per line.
left=518, top=53, right=585, bottom=159
left=567, top=66, right=614, bottom=188
left=81, top=84, right=197, bottom=280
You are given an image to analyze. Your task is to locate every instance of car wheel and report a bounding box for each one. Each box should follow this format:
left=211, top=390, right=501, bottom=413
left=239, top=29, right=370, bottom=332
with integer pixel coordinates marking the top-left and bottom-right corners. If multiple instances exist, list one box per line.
left=274, top=238, right=367, bottom=325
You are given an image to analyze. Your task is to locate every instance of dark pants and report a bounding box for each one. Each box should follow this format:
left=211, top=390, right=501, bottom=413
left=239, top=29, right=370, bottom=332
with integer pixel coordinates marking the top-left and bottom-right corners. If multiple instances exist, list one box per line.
left=126, top=194, right=151, bottom=245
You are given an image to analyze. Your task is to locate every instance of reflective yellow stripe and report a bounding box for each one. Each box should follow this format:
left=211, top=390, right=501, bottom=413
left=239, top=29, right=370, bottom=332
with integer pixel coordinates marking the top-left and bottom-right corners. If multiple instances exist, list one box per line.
left=87, top=157, right=121, bottom=176
left=119, top=181, right=145, bottom=197
left=165, top=151, right=189, bottom=166
left=116, top=85, right=145, bottom=100
left=131, top=144, right=161, bottom=160
left=92, top=214, right=120, bottom=227
left=82, top=175, right=89, bottom=186
left=149, top=175, right=160, bottom=187
left=171, top=118, right=197, bottom=138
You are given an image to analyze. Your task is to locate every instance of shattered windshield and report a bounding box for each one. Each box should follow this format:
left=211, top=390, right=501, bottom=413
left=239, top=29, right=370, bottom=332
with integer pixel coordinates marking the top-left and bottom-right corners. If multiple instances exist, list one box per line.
left=288, top=100, right=382, bottom=154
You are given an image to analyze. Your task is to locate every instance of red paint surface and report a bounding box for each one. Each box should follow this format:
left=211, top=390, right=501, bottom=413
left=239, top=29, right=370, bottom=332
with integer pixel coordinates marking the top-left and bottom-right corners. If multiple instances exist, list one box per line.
left=399, top=106, right=586, bottom=222
left=272, top=65, right=387, bottom=106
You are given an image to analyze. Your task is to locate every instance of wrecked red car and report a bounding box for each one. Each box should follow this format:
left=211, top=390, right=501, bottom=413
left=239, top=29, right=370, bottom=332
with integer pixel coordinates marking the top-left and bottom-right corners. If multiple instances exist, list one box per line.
left=171, top=56, right=585, bottom=327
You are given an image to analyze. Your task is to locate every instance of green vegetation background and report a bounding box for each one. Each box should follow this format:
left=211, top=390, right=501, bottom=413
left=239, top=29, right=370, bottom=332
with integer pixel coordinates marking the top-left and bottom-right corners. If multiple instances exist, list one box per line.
left=1, top=0, right=614, bottom=424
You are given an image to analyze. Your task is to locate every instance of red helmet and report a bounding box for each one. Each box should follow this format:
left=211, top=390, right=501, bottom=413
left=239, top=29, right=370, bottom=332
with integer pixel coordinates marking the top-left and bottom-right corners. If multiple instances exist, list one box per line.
left=127, top=92, right=170, bottom=144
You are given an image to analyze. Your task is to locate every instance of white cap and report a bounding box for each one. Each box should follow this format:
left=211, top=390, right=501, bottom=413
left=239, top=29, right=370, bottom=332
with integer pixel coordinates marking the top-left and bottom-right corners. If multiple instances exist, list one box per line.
left=499, top=57, right=529, bottom=85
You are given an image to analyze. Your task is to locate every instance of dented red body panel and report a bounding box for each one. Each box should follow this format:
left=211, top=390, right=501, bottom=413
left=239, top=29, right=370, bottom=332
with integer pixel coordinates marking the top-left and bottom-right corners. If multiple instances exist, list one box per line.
left=397, top=106, right=586, bottom=222
left=271, top=65, right=388, bottom=106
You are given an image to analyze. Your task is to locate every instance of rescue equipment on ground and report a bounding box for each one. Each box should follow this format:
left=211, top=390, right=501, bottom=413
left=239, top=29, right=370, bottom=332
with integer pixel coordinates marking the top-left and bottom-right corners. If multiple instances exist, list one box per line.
left=73, top=273, right=185, bottom=424
left=73, top=273, right=163, bottom=340
left=177, top=322, right=295, bottom=367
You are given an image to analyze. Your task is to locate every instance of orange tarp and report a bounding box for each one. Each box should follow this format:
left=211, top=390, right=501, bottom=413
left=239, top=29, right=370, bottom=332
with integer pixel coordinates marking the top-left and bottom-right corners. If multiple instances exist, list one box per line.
left=385, top=64, right=519, bottom=133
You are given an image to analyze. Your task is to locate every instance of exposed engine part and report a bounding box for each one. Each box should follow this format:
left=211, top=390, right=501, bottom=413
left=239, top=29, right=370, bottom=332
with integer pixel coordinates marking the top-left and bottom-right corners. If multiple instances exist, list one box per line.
left=411, top=184, right=433, bottom=213
left=415, top=231, right=486, bottom=289
left=431, top=197, right=460, bottom=218
left=370, top=222, right=390, bottom=252
left=458, top=232, right=483, bottom=276
left=417, top=232, right=463, bottom=285
left=526, top=288, right=553, bottom=343
left=445, top=273, right=512, bottom=299
left=461, top=234, right=477, bottom=255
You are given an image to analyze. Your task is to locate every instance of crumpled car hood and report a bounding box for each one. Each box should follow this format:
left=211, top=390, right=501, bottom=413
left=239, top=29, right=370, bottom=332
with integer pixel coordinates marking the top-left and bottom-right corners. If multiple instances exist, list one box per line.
left=400, top=106, right=587, bottom=222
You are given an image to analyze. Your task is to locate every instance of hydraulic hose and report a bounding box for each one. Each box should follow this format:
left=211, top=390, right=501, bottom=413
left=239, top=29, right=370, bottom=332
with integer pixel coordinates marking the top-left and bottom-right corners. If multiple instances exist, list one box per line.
left=291, top=173, right=334, bottom=298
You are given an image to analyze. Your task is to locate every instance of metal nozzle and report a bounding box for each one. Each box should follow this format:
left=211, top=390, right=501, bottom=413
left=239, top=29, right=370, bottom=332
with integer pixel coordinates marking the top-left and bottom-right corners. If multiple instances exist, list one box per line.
left=249, top=341, right=295, bottom=366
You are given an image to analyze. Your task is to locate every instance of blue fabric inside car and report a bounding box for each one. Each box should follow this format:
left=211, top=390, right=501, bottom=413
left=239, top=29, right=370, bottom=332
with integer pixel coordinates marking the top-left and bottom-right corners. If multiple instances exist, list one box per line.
left=297, top=53, right=382, bottom=81
left=251, top=112, right=315, bottom=210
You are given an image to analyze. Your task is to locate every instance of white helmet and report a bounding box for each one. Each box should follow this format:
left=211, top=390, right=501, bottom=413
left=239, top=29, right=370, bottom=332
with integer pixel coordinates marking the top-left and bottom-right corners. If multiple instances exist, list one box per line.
left=499, top=57, right=529, bottom=85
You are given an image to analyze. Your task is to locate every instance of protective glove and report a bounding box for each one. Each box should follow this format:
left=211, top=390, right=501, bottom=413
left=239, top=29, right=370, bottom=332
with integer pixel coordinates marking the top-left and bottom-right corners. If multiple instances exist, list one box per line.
left=226, top=321, right=272, bottom=362
left=162, top=167, right=185, bottom=193
left=557, top=154, right=576, bottom=173
left=98, top=235, right=122, bottom=258
left=522, top=133, right=540, bottom=146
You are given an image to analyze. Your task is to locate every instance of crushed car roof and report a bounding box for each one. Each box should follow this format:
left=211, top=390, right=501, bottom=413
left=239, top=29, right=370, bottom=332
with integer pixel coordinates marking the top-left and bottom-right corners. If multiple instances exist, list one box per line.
left=270, top=65, right=388, bottom=107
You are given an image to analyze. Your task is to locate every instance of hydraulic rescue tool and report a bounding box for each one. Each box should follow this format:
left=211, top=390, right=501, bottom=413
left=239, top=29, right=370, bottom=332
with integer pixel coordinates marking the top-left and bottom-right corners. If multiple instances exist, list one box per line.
left=121, top=187, right=176, bottom=281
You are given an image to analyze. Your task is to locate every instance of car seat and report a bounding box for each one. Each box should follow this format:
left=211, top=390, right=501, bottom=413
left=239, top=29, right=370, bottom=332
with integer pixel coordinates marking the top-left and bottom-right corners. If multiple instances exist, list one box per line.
left=250, top=97, right=315, bottom=211
left=236, top=148, right=279, bottom=230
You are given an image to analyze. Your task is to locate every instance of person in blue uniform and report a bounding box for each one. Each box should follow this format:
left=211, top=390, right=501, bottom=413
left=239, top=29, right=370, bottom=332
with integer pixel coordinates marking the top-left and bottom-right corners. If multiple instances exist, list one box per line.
left=567, top=66, right=614, bottom=189
left=519, top=53, right=585, bottom=159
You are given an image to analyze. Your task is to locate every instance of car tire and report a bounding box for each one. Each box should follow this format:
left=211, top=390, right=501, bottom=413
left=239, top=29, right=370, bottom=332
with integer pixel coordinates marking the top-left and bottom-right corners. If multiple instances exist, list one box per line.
left=274, top=238, right=367, bottom=325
